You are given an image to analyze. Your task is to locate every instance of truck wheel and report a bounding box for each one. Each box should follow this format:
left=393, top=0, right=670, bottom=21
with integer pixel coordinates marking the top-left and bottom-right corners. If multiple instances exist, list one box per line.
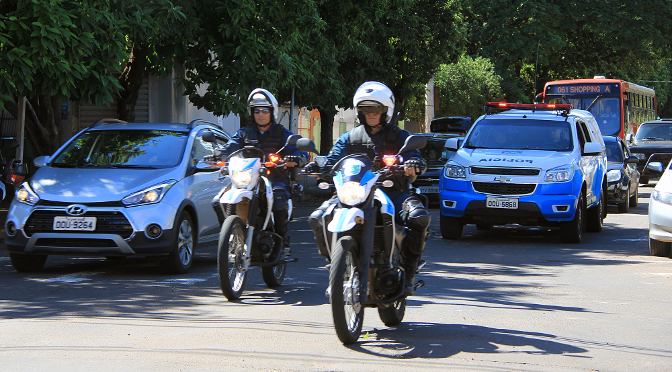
left=560, top=194, right=584, bottom=244
left=440, top=215, right=463, bottom=240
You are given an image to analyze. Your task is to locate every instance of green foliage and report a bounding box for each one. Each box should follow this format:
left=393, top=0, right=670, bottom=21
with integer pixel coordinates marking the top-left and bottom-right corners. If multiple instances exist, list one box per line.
left=433, top=55, right=504, bottom=120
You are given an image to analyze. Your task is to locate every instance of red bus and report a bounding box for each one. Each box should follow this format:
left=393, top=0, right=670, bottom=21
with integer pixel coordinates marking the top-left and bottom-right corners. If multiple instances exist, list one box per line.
left=539, top=77, right=657, bottom=138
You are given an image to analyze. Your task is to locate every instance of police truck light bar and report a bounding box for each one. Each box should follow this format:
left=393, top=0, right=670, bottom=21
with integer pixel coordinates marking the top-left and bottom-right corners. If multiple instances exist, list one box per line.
left=486, top=102, right=573, bottom=111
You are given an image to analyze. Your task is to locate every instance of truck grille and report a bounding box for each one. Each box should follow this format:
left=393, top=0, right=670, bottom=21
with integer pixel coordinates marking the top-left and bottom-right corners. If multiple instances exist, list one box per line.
left=24, top=210, right=133, bottom=239
left=471, top=166, right=540, bottom=176
left=472, top=182, right=536, bottom=195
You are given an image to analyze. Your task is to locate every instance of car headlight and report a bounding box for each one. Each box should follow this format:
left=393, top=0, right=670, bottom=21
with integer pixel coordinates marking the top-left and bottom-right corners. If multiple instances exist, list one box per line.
left=444, top=163, right=466, bottom=178
left=15, top=183, right=39, bottom=205
left=652, top=190, right=672, bottom=206
left=545, top=164, right=574, bottom=182
left=337, top=181, right=367, bottom=206
left=122, top=180, right=177, bottom=207
left=231, top=169, right=253, bottom=188
left=607, top=169, right=622, bottom=182
left=635, top=153, right=647, bottom=161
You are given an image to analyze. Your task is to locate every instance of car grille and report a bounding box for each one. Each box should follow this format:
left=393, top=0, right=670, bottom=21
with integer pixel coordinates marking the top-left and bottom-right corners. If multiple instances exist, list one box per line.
left=37, top=200, right=124, bottom=207
left=24, top=210, right=133, bottom=239
left=472, top=182, right=536, bottom=195
left=471, top=166, right=540, bottom=176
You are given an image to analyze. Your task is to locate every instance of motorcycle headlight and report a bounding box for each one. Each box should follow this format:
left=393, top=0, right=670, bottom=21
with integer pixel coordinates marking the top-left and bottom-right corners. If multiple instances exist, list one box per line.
left=337, top=181, right=367, bottom=206
left=652, top=190, right=672, bottom=206
left=607, top=169, right=622, bottom=182
left=545, top=164, right=574, bottom=182
left=231, top=169, right=253, bottom=188
left=444, top=163, right=466, bottom=178
left=15, top=183, right=39, bottom=205
left=122, top=180, right=177, bottom=207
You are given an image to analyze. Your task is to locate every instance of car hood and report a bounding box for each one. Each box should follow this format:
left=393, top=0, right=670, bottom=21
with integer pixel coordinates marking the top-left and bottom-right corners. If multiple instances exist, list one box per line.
left=452, top=148, right=575, bottom=169
left=29, top=166, right=180, bottom=202
left=629, top=140, right=672, bottom=152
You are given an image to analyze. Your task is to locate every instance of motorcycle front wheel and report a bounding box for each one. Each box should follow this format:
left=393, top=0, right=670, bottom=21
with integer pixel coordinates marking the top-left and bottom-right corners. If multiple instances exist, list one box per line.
left=329, top=236, right=364, bottom=345
left=218, top=215, right=248, bottom=301
left=262, top=262, right=286, bottom=288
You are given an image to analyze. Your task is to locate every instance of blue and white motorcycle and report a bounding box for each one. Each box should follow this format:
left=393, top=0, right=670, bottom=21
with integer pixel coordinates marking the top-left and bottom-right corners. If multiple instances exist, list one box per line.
left=209, top=134, right=316, bottom=301
left=312, top=135, right=427, bottom=344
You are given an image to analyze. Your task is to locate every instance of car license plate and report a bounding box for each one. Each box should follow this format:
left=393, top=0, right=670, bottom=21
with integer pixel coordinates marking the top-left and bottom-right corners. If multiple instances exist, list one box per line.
left=486, top=197, right=518, bottom=209
left=53, top=216, right=97, bottom=231
left=419, top=186, right=439, bottom=194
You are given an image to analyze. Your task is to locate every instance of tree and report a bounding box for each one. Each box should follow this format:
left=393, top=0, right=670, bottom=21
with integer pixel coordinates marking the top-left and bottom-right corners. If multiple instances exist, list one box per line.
left=432, top=55, right=504, bottom=121
left=0, top=0, right=127, bottom=155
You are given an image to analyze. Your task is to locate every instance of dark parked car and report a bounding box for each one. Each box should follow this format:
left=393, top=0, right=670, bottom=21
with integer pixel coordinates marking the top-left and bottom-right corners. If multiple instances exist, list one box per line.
left=627, top=119, right=672, bottom=184
left=604, top=136, right=640, bottom=212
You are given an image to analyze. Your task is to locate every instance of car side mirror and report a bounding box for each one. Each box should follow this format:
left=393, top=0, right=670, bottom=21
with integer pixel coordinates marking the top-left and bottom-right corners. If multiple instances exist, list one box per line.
left=647, top=162, right=664, bottom=173
left=625, top=133, right=633, bottom=143
left=583, top=142, right=603, bottom=155
left=34, top=155, right=49, bottom=168
left=445, top=137, right=460, bottom=151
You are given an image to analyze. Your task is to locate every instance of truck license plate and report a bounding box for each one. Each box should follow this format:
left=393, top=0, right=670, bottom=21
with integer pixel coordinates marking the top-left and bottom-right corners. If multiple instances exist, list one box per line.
left=53, top=216, right=97, bottom=231
left=486, top=197, right=518, bottom=209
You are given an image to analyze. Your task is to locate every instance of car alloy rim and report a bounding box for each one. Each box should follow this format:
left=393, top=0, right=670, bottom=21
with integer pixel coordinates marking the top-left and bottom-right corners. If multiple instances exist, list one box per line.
left=178, top=220, right=194, bottom=265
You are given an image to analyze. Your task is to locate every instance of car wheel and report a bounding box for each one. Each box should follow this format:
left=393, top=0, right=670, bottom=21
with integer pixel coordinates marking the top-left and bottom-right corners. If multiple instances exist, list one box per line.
left=10, top=253, right=47, bottom=272
left=560, top=193, right=584, bottom=244
left=618, top=185, right=630, bottom=213
left=162, top=211, right=195, bottom=274
left=586, top=192, right=604, bottom=233
left=649, top=238, right=672, bottom=257
left=440, top=215, right=463, bottom=240
left=629, top=184, right=639, bottom=207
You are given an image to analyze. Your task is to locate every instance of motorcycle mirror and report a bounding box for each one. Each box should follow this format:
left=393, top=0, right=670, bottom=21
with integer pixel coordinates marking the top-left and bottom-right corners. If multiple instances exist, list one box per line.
left=397, top=135, right=427, bottom=155
left=285, top=134, right=301, bottom=147
left=296, top=138, right=319, bottom=154
left=201, top=130, right=216, bottom=143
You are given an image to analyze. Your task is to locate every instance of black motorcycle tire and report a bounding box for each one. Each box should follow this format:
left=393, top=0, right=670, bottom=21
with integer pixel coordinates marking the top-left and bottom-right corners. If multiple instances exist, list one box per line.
left=329, top=236, right=364, bottom=345
left=218, top=215, right=248, bottom=301
left=262, top=263, right=286, bottom=288
left=378, top=298, right=406, bottom=326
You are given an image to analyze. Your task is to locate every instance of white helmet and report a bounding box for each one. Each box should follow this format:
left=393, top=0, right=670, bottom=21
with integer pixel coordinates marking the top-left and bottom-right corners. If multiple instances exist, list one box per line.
left=247, top=88, right=279, bottom=123
left=353, top=81, right=395, bottom=124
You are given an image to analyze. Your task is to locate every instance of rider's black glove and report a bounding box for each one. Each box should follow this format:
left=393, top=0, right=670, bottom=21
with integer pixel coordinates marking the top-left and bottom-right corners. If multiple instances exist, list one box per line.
left=405, top=158, right=426, bottom=175
left=284, top=155, right=305, bottom=167
left=304, top=161, right=320, bottom=173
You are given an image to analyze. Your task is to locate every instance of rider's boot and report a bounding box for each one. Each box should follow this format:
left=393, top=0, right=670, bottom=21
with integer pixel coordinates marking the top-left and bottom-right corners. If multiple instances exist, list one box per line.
left=400, top=198, right=431, bottom=296
left=274, top=207, right=290, bottom=254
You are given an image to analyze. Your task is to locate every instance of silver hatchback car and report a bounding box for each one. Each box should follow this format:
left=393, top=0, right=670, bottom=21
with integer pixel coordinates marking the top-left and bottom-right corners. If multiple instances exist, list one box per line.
left=5, top=119, right=231, bottom=274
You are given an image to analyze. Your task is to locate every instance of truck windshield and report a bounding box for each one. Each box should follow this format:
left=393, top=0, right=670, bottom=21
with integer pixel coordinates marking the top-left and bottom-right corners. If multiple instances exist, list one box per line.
left=465, top=119, right=572, bottom=151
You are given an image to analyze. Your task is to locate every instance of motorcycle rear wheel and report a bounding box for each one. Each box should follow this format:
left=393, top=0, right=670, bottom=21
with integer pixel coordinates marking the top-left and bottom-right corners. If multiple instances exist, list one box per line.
left=262, top=263, right=286, bottom=288
left=218, top=215, right=248, bottom=301
left=329, top=236, right=364, bottom=345
left=378, top=298, right=406, bottom=326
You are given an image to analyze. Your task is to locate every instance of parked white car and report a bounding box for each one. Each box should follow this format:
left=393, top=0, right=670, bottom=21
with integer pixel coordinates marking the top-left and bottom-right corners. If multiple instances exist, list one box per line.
left=649, top=160, right=672, bottom=257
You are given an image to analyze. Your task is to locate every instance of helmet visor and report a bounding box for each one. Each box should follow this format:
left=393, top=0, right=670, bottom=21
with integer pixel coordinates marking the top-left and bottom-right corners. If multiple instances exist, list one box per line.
left=357, top=105, right=386, bottom=115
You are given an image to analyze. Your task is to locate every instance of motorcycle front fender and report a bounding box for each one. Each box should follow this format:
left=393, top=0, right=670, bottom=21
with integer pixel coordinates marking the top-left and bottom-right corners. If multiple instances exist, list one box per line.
left=327, top=207, right=364, bottom=233
left=220, top=189, right=254, bottom=204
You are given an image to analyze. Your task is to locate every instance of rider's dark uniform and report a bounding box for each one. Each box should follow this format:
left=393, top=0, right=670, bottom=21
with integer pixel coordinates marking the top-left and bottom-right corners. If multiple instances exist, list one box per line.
left=220, top=122, right=307, bottom=239
left=309, top=122, right=431, bottom=288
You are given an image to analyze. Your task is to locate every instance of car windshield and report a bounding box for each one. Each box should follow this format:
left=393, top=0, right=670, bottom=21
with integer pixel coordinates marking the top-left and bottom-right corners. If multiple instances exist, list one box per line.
left=605, top=141, right=623, bottom=163
left=420, top=139, right=452, bottom=162
left=635, top=124, right=672, bottom=141
left=464, top=119, right=572, bottom=151
left=51, top=130, right=188, bottom=168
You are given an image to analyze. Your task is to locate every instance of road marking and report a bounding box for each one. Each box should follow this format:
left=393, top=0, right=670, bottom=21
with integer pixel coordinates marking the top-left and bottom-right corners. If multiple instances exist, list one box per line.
left=34, top=273, right=97, bottom=283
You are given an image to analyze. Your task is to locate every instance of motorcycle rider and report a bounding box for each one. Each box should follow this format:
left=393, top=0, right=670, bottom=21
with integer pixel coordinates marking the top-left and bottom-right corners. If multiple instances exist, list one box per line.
left=306, top=81, right=431, bottom=295
left=218, top=88, right=308, bottom=245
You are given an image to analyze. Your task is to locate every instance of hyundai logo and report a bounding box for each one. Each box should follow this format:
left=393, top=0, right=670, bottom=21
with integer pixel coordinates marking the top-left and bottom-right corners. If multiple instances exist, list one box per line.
left=66, top=204, right=87, bottom=216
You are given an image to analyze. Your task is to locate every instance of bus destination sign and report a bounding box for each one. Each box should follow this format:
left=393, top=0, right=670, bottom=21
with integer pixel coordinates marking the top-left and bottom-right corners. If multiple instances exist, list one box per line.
left=548, top=84, right=617, bottom=95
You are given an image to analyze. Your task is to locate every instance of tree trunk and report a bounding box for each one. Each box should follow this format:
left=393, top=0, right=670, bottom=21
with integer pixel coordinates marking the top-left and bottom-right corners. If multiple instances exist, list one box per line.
left=317, top=107, right=336, bottom=156
left=117, top=43, right=148, bottom=122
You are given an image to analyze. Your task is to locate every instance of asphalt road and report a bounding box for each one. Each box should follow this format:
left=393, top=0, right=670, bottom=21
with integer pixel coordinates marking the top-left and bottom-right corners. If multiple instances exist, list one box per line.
left=1, top=187, right=671, bottom=371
